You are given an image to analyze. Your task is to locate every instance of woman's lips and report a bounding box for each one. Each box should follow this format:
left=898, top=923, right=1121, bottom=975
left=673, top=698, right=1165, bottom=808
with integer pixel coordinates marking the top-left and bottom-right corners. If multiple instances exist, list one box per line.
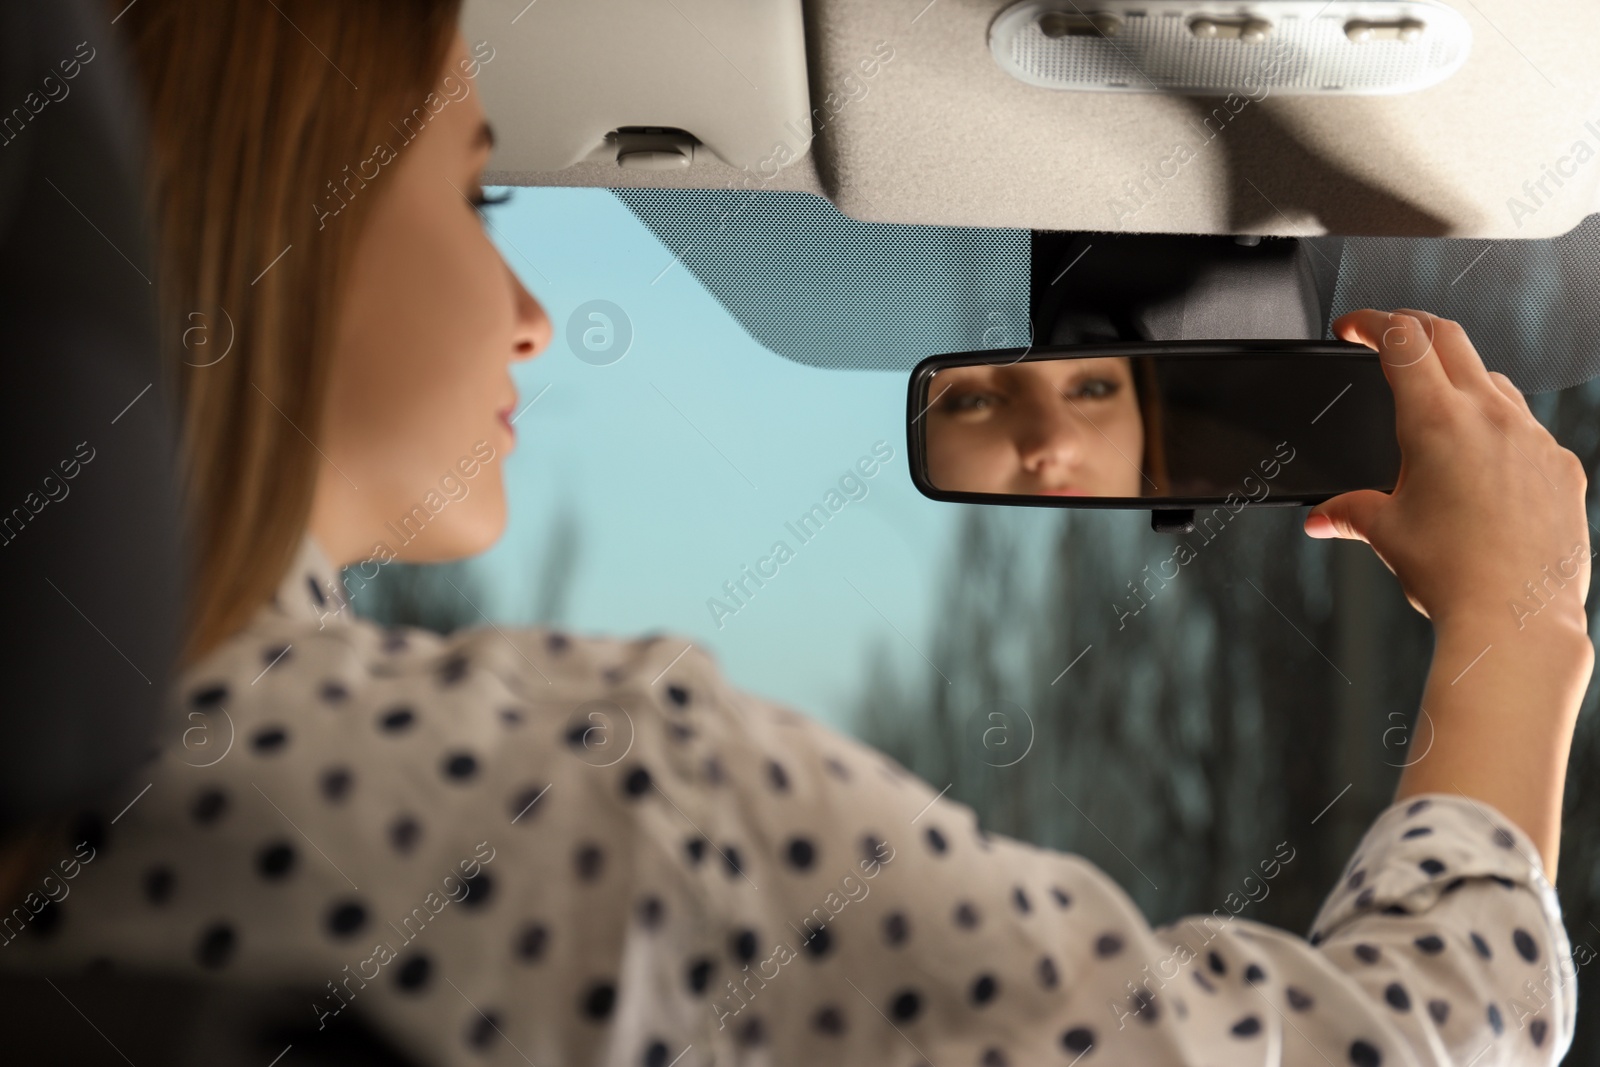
left=1033, top=486, right=1088, bottom=497
left=497, top=405, right=515, bottom=438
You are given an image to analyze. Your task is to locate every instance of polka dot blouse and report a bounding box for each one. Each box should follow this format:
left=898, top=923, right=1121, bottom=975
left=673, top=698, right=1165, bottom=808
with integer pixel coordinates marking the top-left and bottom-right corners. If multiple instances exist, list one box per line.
left=3, top=536, right=1577, bottom=1066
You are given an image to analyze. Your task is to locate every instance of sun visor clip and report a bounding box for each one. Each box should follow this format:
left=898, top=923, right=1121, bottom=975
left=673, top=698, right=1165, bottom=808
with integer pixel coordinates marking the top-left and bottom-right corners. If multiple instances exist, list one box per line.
left=612, top=127, right=698, bottom=171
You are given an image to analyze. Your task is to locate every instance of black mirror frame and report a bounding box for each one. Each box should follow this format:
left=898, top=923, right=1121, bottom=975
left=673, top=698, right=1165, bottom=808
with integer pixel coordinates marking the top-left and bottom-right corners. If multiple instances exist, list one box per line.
left=906, top=338, right=1386, bottom=515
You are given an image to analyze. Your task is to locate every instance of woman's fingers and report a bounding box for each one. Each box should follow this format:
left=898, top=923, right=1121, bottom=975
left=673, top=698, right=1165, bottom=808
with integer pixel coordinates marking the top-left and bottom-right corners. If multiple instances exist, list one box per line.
left=1392, top=308, right=1499, bottom=400
left=1329, top=309, right=1591, bottom=633
left=1333, top=309, right=1453, bottom=414
left=1487, top=370, right=1533, bottom=416
left=1305, top=488, right=1389, bottom=543
left=1333, top=308, right=1525, bottom=443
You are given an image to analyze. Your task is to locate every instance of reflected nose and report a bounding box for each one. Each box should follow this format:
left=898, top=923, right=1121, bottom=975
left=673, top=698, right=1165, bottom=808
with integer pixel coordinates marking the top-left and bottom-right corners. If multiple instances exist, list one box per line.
left=1017, top=399, right=1088, bottom=477
left=509, top=264, right=551, bottom=362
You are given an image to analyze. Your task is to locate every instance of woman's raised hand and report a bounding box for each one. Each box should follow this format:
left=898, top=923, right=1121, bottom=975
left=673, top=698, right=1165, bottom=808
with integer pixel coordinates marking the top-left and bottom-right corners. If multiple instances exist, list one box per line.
left=1306, top=307, right=1594, bottom=879
left=1306, top=308, right=1591, bottom=639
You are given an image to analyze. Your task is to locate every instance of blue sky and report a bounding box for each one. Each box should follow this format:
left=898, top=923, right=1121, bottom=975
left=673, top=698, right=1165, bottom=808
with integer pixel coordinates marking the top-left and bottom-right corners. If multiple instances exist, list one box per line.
left=462, top=187, right=973, bottom=728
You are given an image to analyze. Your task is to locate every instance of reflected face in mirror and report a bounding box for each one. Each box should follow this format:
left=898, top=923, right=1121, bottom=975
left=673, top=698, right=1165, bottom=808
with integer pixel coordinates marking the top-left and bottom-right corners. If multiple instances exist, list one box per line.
left=925, top=357, right=1147, bottom=497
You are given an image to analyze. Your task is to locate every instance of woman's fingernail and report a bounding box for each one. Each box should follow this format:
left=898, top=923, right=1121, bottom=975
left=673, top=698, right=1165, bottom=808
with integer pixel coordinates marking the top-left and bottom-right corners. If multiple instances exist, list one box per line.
left=1304, top=513, right=1335, bottom=538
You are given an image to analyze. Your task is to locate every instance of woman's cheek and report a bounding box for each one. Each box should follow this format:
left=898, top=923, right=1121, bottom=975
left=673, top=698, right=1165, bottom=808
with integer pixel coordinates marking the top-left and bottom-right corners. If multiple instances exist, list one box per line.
left=931, top=427, right=1006, bottom=494
left=972, top=439, right=1018, bottom=495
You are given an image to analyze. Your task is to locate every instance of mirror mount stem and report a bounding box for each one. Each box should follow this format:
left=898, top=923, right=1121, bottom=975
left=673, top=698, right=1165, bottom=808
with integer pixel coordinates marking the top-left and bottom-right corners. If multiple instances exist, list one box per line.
left=1151, top=509, right=1196, bottom=535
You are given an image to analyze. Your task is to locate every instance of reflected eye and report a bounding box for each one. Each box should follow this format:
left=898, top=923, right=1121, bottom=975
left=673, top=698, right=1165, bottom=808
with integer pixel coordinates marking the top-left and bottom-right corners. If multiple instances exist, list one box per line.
left=470, top=187, right=513, bottom=218
left=940, top=390, right=1003, bottom=416
left=1066, top=377, right=1121, bottom=400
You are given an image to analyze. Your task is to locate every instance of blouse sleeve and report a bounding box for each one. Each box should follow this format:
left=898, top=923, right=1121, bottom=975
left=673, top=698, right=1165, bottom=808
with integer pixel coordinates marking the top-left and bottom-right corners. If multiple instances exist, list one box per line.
left=583, top=635, right=1576, bottom=1067
left=2, top=621, right=1574, bottom=1067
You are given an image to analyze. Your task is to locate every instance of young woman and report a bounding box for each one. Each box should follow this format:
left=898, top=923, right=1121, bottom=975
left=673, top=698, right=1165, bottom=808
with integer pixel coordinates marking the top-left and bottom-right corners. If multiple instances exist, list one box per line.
left=7, top=3, right=1591, bottom=1066
left=924, top=356, right=1167, bottom=497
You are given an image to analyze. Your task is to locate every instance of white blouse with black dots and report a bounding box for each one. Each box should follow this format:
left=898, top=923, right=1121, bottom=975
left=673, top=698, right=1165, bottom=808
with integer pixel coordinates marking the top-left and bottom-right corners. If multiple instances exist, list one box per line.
left=2, top=536, right=1578, bottom=1066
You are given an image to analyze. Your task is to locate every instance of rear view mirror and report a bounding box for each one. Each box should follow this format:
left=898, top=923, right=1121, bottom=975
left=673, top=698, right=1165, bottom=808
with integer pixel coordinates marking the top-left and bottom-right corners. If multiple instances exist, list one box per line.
left=906, top=341, right=1400, bottom=527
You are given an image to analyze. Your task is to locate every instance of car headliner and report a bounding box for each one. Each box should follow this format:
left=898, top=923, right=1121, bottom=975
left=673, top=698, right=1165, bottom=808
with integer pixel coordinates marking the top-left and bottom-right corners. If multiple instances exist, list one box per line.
left=464, top=0, right=1600, bottom=240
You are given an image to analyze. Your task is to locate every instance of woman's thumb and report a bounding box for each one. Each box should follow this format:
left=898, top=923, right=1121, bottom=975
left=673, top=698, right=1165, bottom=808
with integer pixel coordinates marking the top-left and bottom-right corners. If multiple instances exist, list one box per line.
left=1304, top=490, right=1388, bottom=542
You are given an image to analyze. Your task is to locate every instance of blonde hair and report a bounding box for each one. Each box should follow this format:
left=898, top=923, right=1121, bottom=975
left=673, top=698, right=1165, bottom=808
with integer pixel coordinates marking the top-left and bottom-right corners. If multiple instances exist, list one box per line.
left=118, top=0, right=462, bottom=662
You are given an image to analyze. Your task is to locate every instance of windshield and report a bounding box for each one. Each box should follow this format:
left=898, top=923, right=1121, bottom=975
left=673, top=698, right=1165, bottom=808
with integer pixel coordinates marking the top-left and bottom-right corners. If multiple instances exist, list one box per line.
left=352, top=186, right=1600, bottom=946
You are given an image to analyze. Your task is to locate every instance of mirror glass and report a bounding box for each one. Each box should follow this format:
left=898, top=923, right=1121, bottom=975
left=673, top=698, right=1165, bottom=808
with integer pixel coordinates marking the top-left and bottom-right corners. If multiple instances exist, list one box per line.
left=911, top=344, right=1401, bottom=506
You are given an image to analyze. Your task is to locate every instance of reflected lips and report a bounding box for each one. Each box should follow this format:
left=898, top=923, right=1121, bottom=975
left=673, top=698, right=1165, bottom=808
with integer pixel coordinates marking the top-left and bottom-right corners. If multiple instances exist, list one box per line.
left=1035, top=487, right=1087, bottom=497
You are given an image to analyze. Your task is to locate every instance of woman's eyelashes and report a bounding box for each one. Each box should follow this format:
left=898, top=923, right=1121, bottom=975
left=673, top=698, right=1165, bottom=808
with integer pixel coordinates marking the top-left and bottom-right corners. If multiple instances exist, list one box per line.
left=941, top=389, right=1004, bottom=417
left=938, top=370, right=1121, bottom=418
left=469, top=187, right=513, bottom=218
left=1059, top=375, right=1121, bottom=401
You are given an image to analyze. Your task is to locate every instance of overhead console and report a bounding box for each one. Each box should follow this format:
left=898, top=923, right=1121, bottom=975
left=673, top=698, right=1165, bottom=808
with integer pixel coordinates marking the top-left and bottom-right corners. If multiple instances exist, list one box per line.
left=987, top=1, right=1473, bottom=96
left=464, top=0, right=1600, bottom=239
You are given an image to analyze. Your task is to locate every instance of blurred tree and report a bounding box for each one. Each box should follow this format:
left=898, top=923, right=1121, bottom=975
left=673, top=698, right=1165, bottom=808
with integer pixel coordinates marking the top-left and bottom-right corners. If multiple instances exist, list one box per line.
left=350, top=502, right=583, bottom=634
left=852, top=501, right=1431, bottom=928
left=1539, top=378, right=1600, bottom=1063
left=530, top=504, right=582, bottom=626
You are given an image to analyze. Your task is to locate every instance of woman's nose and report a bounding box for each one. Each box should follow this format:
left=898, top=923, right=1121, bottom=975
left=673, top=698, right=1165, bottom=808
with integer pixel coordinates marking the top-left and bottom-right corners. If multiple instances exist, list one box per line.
left=1018, top=404, right=1087, bottom=474
left=509, top=266, right=552, bottom=362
